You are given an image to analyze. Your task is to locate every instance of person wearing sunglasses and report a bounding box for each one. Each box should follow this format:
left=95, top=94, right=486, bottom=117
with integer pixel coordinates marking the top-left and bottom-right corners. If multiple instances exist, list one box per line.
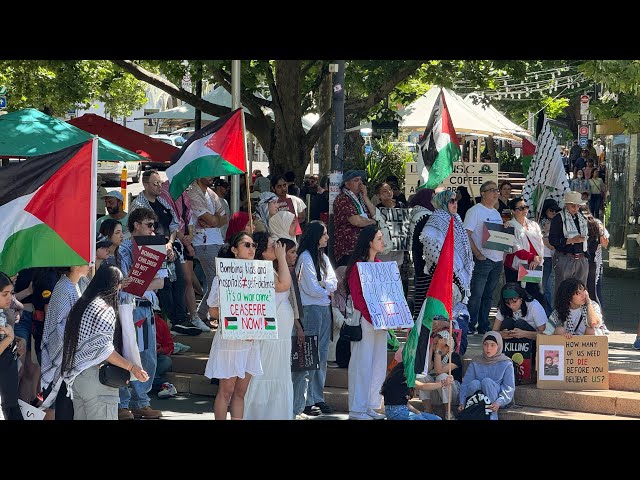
left=493, top=283, right=547, bottom=342
left=504, top=197, right=548, bottom=311
left=204, top=232, right=264, bottom=420
left=463, top=181, right=505, bottom=336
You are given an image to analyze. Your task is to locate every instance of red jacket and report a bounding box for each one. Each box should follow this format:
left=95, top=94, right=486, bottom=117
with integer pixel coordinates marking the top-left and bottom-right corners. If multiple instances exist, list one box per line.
left=347, top=259, right=381, bottom=324
left=155, top=314, right=174, bottom=356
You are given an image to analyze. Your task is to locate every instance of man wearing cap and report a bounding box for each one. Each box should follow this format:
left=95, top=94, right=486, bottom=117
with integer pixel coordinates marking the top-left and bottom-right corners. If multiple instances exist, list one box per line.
left=549, top=191, right=590, bottom=293
left=333, top=170, right=377, bottom=266
left=96, top=190, right=130, bottom=240
left=187, top=177, right=229, bottom=331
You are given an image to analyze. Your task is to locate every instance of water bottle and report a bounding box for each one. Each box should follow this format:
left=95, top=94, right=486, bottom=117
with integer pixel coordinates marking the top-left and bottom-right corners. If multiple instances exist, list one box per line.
left=0, top=311, right=7, bottom=341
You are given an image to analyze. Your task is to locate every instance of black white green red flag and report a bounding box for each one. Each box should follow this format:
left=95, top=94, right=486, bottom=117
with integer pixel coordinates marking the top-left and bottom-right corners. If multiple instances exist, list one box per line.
left=167, top=108, right=246, bottom=199
left=0, top=140, right=97, bottom=276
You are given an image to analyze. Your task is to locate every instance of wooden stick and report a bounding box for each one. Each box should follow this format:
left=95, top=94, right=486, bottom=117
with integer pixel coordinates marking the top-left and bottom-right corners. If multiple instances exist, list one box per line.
left=447, top=319, right=453, bottom=420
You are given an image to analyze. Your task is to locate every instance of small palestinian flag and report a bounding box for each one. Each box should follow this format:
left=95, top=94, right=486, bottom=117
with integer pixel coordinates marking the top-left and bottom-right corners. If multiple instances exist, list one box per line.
left=224, top=317, right=238, bottom=330
left=167, top=108, right=246, bottom=199
left=0, top=140, right=97, bottom=276
left=517, top=264, right=543, bottom=283
left=264, top=317, right=277, bottom=331
left=403, top=217, right=454, bottom=388
left=521, top=137, right=536, bottom=175
left=482, top=222, right=515, bottom=253
left=416, top=89, right=461, bottom=190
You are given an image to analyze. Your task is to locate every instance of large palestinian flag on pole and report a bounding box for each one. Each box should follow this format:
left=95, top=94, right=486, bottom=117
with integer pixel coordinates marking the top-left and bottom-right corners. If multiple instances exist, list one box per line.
left=402, top=216, right=454, bottom=387
left=0, top=140, right=97, bottom=276
left=167, top=108, right=246, bottom=199
left=417, top=89, right=461, bottom=190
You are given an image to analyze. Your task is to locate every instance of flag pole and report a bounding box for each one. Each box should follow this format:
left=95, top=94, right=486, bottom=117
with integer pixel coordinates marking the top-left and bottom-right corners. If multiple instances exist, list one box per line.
left=241, top=110, right=253, bottom=232
left=447, top=316, right=453, bottom=420
left=90, top=136, right=98, bottom=273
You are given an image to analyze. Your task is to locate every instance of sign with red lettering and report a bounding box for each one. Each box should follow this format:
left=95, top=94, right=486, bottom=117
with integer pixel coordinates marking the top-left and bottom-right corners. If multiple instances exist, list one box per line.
left=216, top=258, right=277, bottom=340
left=122, top=240, right=167, bottom=297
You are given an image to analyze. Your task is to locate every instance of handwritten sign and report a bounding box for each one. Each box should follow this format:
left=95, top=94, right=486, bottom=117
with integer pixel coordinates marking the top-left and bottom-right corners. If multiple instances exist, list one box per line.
left=290, top=335, right=320, bottom=372
left=377, top=207, right=412, bottom=251
left=356, top=262, right=414, bottom=330
left=122, top=243, right=167, bottom=297
left=18, top=399, right=45, bottom=420
left=216, top=258, right=277, bottom=340
left=482, top=222, right=515, bottom=253
left=536, top=334, right=608, bottom=390
left=503, top=338, right=536, bottom=385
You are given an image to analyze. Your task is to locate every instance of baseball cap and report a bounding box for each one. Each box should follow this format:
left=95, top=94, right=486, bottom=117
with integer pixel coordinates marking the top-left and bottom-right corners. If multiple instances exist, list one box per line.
left=213, top=178, right=229, bottom=189
left=102, top=190, right=124, bottom=202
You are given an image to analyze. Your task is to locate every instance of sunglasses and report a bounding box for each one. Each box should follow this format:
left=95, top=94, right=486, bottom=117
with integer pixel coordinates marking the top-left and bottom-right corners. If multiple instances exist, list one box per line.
left=241, top=242, right=258, bottom=249
left=140, top=221, right=155, bottom=228
left=482, top=188, right=499, bottom=193
left=514, top=205, right=529, bottom=211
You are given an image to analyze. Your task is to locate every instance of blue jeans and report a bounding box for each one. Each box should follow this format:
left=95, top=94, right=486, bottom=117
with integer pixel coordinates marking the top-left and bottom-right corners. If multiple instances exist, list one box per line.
left=119, top=306, right=157, bottom=409
left=467, top=258, right=503, bottom=333
left=590, top=194, right=602, bottom=220
left=542, top=256, right=554, bottom=315
left=292, top=305, right=331, bottom=411
left=385, top=404, right=442, bottom=420
left=14, top=310, right=32, bottom=352
left=153, top=354, right=172, bottom=388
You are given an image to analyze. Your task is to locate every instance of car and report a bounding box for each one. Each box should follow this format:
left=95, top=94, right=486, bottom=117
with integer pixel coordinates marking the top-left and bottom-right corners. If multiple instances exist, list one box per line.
left=150, top=134, right=187, bottom=148
left=171, top=127, right=195, bottom=140
left=98, top=160, right=142, bottom=185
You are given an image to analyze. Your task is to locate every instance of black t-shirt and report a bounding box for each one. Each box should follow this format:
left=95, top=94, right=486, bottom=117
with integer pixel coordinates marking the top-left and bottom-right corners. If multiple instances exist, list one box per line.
left=14, top=268, right=35, bottom=304
left=381, top=365, right=411, bottom=406
left=148, top=199, right=173, bottom=238
left=32, top=268, right=60, bottom=311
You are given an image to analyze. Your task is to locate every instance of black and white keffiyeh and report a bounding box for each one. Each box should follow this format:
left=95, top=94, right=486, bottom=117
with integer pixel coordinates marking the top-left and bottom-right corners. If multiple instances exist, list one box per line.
left=62, top=297, right=117, bottom=396
left=560, top=209, right=589, bottom=252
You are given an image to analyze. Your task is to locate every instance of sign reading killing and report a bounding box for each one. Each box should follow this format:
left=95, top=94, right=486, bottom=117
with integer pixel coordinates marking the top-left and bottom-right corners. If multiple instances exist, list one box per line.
left=216, top=258, right=278, bottom=340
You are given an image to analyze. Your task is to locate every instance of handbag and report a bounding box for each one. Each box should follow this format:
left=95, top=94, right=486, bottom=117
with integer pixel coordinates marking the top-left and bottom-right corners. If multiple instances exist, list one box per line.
left=340, top=322, right=362, bottom=342
left=98, top=362, right=130, bottom=388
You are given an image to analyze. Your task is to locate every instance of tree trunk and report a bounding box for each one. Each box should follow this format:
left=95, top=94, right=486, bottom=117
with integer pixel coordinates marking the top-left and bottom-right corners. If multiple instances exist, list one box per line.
left=487, top=136, right=496, bottom=161
left=317, top=72, right=333, bottom=178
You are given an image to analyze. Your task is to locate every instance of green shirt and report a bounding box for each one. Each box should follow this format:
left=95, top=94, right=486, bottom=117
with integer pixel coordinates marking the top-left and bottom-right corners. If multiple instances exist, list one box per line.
left=96, top=213, right=130, bottom=240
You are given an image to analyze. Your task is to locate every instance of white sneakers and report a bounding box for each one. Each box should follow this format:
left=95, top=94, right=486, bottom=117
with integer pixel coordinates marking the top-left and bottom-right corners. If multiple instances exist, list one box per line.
left=191, top=315, right=212, bottom=332
left=366, top=408, right=386, bottom=420
left=348, top=411, right=373, bottom=420
left=157, top=382, right=178, bottom=399
left=172, top=342, right=191, bottom=354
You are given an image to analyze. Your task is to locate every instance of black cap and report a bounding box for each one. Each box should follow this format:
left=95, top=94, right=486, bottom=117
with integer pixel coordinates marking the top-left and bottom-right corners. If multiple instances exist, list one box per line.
left=213, top=178, right=229, bottom=188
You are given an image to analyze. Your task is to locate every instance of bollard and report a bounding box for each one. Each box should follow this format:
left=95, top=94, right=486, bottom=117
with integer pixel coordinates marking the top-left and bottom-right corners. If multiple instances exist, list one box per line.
left=121, top=165, right=128, bottom=211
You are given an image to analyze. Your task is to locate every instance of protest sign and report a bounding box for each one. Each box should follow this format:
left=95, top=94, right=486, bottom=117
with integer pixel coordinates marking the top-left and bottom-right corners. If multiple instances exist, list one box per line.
left=18, top=399, right=45, bottom=420
left=290, top=335, right=320, bottom=372
left=482, top=222, right=515, bottom=253
left=405, top=162, right=499, bottom=197
left=122, top=236, right=167, bottom=297
left=356, top=262, right=413, bottom=330
left=537, top=334, right=608, bottom=390
left=216, top=258, right=277, bottom=340
left=377, top=207, right=412, bottom=251
left=503, top=338, right=536, bottom=385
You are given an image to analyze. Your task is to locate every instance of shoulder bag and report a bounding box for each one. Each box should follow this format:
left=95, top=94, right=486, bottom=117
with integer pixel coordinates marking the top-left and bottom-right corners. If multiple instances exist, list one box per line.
left=98, top=362, right=131, bottom=388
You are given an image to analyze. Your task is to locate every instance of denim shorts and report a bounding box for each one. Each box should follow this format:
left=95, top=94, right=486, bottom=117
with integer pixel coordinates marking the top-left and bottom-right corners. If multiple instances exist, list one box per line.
left=385, top=404, right=442, bottom=420
left=13, top=310, right=32, bottom=352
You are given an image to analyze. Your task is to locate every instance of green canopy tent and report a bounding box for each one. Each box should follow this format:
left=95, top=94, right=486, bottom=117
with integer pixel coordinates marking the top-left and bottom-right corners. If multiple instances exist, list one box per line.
left=0, top=108, right=146, bottom=161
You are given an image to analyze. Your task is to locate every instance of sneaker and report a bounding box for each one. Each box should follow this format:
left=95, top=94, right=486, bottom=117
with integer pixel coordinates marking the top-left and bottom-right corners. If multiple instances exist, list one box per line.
left=633, top=338, right=640, bottom=350
left=173, top=342, right=191, bottom=354
left=327, top=361, right=340, bottom=368
left=295, top=413, right=309, bottom=420
left=302, top=405, right=321, bottom=416
left=314, top=402, right=334, bottom=414
left=157, top=382, right=178, bottom=399
left=191, top=316, right=212, bottom=332
left=130, top=405, right=163, bottom=419
left=348, top=411, right=373, bottom=420
left=171, top=324, right=202, bottom=336
left=366, top=408, right=386, bottom=420
left=118, top=408, right=134, bottom=420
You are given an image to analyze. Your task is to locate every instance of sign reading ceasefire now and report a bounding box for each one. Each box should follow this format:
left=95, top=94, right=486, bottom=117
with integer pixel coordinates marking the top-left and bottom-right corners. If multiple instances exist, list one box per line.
left=405, top=162, right=499, bottom=197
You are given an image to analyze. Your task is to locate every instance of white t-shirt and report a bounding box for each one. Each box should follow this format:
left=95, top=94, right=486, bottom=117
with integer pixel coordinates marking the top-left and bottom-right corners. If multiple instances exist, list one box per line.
left=207, top=278, right=220, bottom=308
left=192, top=193, right=225, bottom=246
left=463, top=203, right=505, bottom=262
left=495, top=300, right=547, bottom=330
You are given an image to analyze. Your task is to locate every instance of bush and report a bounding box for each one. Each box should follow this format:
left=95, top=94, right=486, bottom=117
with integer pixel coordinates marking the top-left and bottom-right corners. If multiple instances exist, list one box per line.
left=345, top=135, right=414, bottom=188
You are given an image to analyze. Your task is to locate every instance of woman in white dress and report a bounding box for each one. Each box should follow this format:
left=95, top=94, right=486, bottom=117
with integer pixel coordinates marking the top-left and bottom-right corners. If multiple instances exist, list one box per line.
left=204, top=232, right=263, bottom=420
left=243, top=232, right=294, bottom=419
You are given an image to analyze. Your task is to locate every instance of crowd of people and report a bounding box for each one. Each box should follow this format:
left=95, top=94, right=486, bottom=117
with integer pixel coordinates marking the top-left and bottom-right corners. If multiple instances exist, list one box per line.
left=0, top=149, right=617, bottom=420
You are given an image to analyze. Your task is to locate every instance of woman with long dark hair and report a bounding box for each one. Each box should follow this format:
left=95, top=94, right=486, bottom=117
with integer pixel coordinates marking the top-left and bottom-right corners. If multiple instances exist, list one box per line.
left=493, top=283, right=547, bottom=341
left=548, top=278, right=602, bottom=337
left=293, top=220, right=337, bottom=416
left=345, top=225, right=387, bottom=420
left=0, top=272, right=23, bottom=420
left=204, top=232, right=263, bottom=420
left=99, top=219, right=125, bottom=268
left=61, top=265, right=148, bottom=420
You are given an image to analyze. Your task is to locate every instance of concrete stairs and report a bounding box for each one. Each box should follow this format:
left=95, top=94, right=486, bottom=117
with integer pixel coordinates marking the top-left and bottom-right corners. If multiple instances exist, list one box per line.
left=166, top=329, right=640, bottom=420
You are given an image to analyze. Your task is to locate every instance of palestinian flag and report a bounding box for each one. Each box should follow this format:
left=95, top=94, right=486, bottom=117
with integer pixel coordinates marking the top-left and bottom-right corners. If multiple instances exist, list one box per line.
left=224, top=317, right=238, bottom=330
left=402, top=216, right=454, bottom=387
left=167, top=108, right=246, bottom=199
left=264, top=317, right=277, bottom=331
left=521, top=137, right=536, bottom=175
left=517, top=264, right=543, bottom=283
left=0, top=140, right=97, bottom=276
left=417, top=89, right=461, bottom=190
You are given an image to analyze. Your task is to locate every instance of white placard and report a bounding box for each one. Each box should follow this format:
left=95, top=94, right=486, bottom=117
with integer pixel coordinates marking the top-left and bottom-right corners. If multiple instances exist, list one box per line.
left=356, top=262, right=414, bottom=330
left=216, top=258, right=278, bottom=340
left=18, top=399, right=45, bottom=420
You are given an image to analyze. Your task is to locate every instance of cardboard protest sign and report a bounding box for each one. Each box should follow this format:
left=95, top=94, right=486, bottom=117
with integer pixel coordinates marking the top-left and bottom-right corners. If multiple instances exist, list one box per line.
left=482, top=222, right=515, bottom=253
left=356, top=262, right=414, bottom=330
left=276, top=197, right=302, bottom=235
left=290, top=335, right=320, bottom=372
left=18, top=399, right=45, bottom=420
left=503, top=338, right=536, bottom=385
left=405, top=161, right=499, bottom=197
left=517, top=264, right=543, bottom=283
left=536, top=334, right=608, bottom=390
left=216, top=258, right=277, bottom=340
left=122, top=236, right=167, bottom=297
left=377, top=207, right=412, bottom=251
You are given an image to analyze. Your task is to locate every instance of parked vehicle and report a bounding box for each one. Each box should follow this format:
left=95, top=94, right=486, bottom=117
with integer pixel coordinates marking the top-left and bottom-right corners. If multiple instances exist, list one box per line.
left=150, top=134, right=186, bottom=148
left=98, top=160, right=142, bottom=185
